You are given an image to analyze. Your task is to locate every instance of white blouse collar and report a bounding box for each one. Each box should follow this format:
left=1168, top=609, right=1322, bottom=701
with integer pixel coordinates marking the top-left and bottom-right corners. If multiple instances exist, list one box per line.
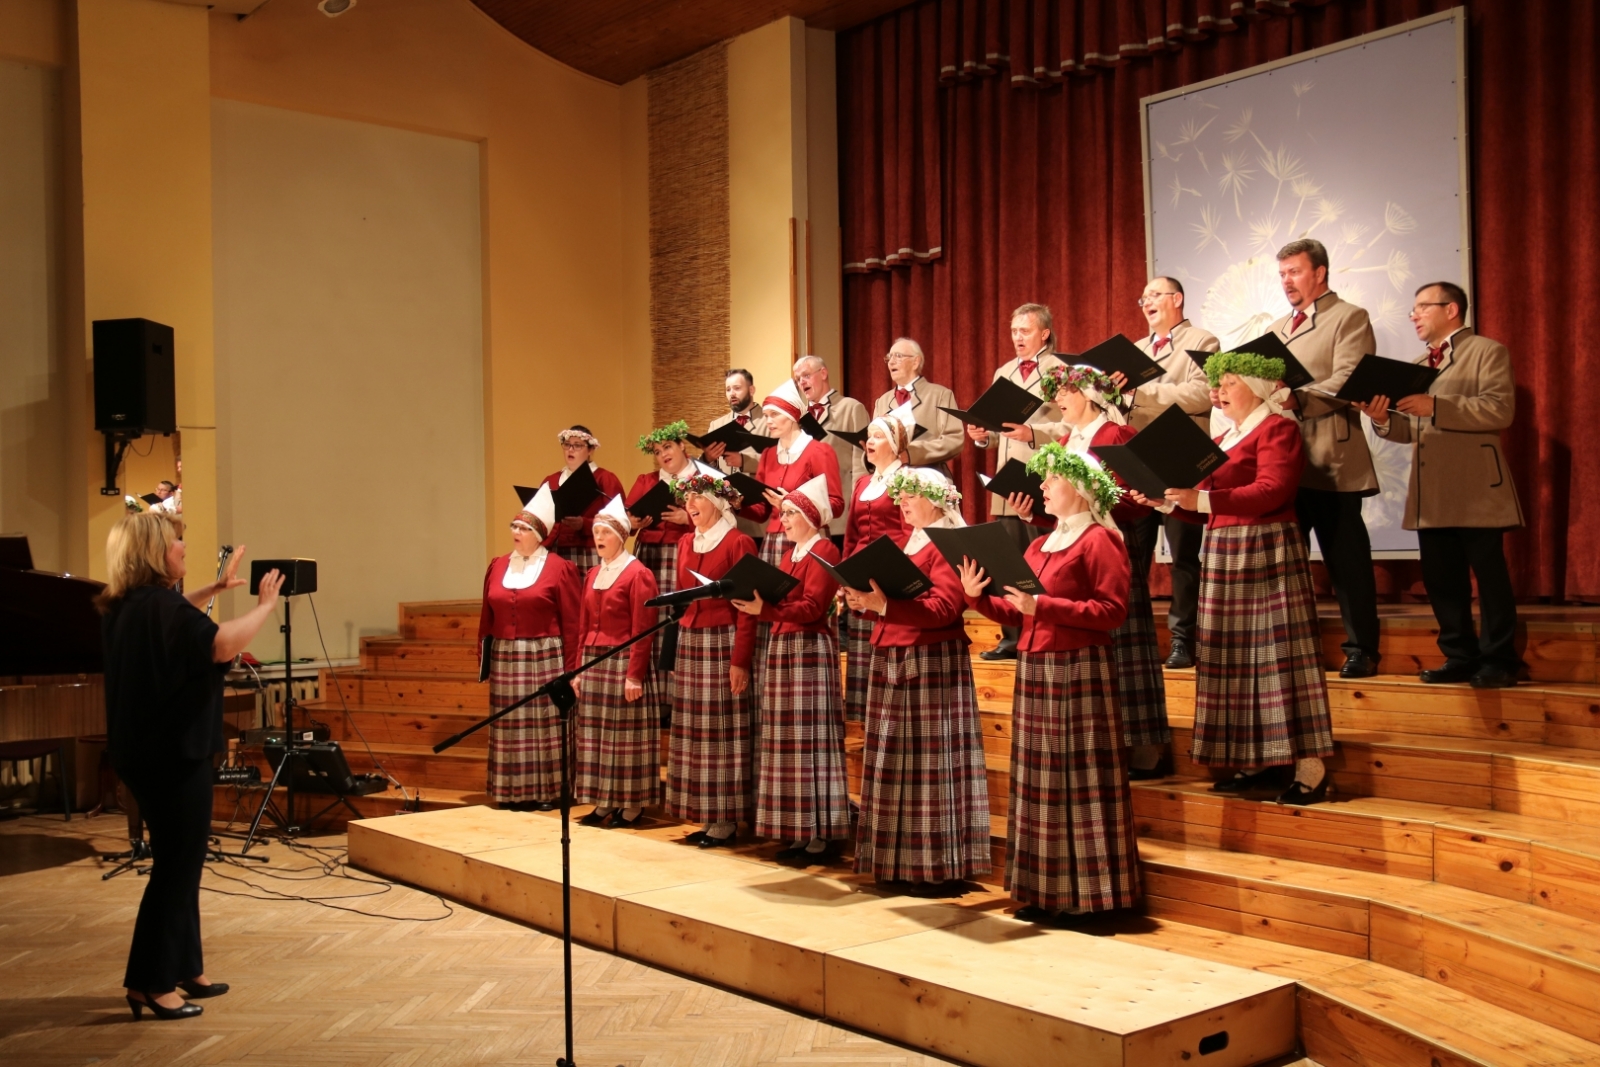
left=903, top=515, right=952, bottom=557
left=789, top=531, right=824, bottom=563
left=692, top=514, right=735, bottom=553
left=859, top=458, right=902, bottom=501
left=558, top=461, right=597, bottom=485
left=503, top=546, right=549, bottom=589
left=1040, top=511, right=1094, bottom=554
left=592, top=551, right=636, bottom=591
left=1064, top=413, right=1108, bottom=454
left=1219, top=401, right=1274, bottom=452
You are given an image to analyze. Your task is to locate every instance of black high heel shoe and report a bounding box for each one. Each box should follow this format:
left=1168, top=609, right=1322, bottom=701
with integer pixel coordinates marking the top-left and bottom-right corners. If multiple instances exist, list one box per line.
left=179, top=979, right=229, bottom=998
left=126, top=991, right=203, bottom=1020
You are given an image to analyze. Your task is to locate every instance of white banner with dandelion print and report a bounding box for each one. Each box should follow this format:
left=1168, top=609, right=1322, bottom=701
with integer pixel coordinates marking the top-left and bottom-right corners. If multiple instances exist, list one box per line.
left=1141, top=10, right=1469, bottom=555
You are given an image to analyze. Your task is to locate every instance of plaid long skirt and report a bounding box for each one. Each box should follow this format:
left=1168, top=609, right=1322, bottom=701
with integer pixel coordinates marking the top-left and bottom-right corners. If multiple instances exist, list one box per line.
left=1192, top=522, right=1335, bottom=768
left=1008, top=648, right=1143, bottom=913
left=573, top=644, right=662, bottom=809
left=667, top=625, right=755, bottom=824
left=855, top=642, right=991, bottom=883
left=634, top=541, right=678, bottom=716
left=1111, top=518, right=1170, bottom=747
left=488, top=637, right=565, bottom=803
left=751, top=532, right=788, bottom=698
left=841, top=610, right=874, bottom=723
left=555, top=542, right=600, bottom=576
left=755, top=631, right=851, bottom=842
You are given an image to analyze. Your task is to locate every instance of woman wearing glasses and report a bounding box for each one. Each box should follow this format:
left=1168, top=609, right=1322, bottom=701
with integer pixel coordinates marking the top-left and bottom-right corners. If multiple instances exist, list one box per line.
left=477, top=485, right=582, bottom=812
left=540, top=426, right=626, bottom=576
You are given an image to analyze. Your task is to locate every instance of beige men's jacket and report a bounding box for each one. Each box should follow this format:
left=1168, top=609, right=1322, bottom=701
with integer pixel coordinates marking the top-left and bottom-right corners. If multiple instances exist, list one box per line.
left=708, top=405, right=769, bottom=540
left=811, top=390, right=870, bottom=535
left=871, top=377, right=964, bottom=469
left=974, top=352, right=1067, bottom=517
left=1130, top=320, right=1217, bottom=432
left=1373, top=328, right=1523, bottom=530
left=1270, top=290, right=1380, bottom=495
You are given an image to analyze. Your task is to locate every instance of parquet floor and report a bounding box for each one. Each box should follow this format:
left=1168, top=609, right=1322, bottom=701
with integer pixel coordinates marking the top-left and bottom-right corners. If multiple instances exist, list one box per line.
left=0, top=814, right=957, bottom=1067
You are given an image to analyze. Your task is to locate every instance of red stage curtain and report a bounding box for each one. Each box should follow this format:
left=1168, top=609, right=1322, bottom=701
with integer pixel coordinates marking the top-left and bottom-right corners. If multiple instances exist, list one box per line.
left=839, top=0, right=1600, bottom=600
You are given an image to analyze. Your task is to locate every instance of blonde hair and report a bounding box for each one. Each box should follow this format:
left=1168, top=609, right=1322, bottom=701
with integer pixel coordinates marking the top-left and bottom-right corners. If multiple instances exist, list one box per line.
left=97, top=511, right=181, bottom=610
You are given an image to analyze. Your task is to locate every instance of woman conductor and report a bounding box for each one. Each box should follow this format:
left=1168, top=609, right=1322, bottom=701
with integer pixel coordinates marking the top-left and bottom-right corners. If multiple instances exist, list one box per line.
left=99, top=512, right=284, bottom=1020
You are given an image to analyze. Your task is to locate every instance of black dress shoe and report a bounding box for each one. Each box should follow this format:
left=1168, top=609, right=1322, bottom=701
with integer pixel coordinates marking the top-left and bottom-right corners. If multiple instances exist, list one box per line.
left=907, top=879, right=969, bottom=899
left=1339, top=651, right=1379, bottom=678
left=1470, top=665, right=1520, bottom=689
left=697, top=832, right=736, bottom=849
left=979, top=646, right=1018, bottom=661
left=578, top=811, right=611, bottom=828
left=178, top=980, right=228, bottom=999
left=683, top=830, right=708, bottom=845
left=126, top=992, right=203, bottom=1020
left=774, top=845, right=809, bottom=865
left=1164, top=638, right=1194, bottom=670
left=1210, top=768, right=1280, bottom=794
left=611, top=811, right=650, bottom=829
left=534, top=801, right=559, bottom=812
left=1276, top=778, right=1329, bottom=806
left=1420, top=661, right=1477, bottom=684
left=1013, top=904, right=1056, bottom=923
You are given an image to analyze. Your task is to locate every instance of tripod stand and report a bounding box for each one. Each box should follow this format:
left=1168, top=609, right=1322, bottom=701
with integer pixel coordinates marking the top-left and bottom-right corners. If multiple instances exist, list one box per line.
left=434, top=607, right=681, bottom=1067
left=241, top=595, right=309, bottom=854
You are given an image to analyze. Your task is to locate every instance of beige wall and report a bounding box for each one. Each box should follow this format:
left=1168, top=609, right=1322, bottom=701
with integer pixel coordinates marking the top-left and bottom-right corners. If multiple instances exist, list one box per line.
left=211, top=99, right=487, bottom=658
left=726, top=18, right=842, bottom=401
left=0, top=57, right=66, bottom=571
left=210, top=0, right=655, bottom=574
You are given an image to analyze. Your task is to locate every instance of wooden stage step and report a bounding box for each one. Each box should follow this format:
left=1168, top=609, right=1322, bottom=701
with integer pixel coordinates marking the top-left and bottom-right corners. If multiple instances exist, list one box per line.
left=350, top=806, right=1298, bottom=1067
left=1137, top=837, right=1600, bottom=1045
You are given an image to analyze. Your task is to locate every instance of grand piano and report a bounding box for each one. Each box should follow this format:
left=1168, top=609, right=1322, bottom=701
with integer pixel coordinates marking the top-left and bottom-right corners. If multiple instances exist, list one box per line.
left=0, top=535, right=107, bottom=744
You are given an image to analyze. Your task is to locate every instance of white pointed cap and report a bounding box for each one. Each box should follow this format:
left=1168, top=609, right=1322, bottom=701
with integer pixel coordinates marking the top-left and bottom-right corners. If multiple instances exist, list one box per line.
left=762, top=377, right=807, bottom=422
left=593, top=493, right=631, bottom=535
left=785, top=473, right=833, bottom=528
left=528, top=484, right=557, bottom=532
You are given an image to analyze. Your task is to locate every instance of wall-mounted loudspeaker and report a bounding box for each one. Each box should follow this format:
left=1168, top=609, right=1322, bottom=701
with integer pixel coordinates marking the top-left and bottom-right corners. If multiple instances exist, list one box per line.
left=250, top=559, right=318, bottom=597
left=93, top=318, right=176, bottom=435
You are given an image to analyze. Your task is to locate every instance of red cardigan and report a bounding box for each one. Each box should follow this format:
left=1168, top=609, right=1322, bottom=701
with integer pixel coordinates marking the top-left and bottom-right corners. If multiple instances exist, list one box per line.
left=1172, top=415, right=1305, bottom=528
left=756, top=538, right=841, bottom=636
left=625, top=471, right=693, bottom=546
left=1060, top=421, right=1151, bottom=526
left=843, top=475, right=909, bottom=556
left=674, top=528, right=759, bottom=669
left=578, top=559, right=658, bottom=682
left=540, top=465, right=626, bottom=550
left=739, top=438, right=844, bottom=534
left=477, top=553, right=582, bottom=671
left=873, top=540, right=969, bottom=649
left=967, top=526, right=1129, bottom=652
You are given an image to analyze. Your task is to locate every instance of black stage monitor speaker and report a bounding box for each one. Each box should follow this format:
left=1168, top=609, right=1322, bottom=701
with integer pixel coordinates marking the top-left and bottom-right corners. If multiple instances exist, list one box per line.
left=93, top=318, right=176, bottom=434
left=262, top=741, right=387, bottom=796
left=250, top=558, right=318, bottom=597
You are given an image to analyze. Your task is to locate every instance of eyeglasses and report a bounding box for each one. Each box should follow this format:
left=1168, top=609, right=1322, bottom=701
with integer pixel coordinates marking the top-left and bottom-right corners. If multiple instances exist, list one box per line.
left=1136, top=292, right=1179, bottom=307
left=1410, top=302, right=1450, bottom=316
left=509, top=523, right=535, bottom=533
left=884, top=352, right=915, bottom=363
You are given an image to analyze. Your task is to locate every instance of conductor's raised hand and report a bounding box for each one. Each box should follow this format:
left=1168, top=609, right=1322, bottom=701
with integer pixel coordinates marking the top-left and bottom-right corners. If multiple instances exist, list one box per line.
left=256, top=568, right=285, bottom=609
left=219, top=544, right=249, bottom=593
left=957, top=557, right=990, bottom=599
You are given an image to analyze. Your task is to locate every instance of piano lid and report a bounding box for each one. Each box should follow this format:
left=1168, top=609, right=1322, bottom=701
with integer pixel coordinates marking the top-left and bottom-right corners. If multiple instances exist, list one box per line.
left=0, top=536, right=105, bottom=676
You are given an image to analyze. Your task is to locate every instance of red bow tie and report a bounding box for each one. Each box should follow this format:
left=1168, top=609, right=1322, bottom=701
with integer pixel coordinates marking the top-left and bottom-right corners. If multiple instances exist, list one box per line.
left=1427, top=344, right=1448, bottom=368
left=734, top=413, right=750, bottom=427
left=1017, top=359, right=1038, bottom=381
left=893, top=387, right=911, bottom=407
left=1289, top=310, right=1307, bottom=333
left=1151, top=336, right=1169, bottom=355
left=809, top=402, right=826, bottom=421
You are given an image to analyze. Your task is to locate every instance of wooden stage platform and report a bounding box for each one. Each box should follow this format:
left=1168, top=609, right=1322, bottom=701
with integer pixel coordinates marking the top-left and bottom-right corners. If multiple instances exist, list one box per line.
left=349, top=805, right=1298, bottom=1067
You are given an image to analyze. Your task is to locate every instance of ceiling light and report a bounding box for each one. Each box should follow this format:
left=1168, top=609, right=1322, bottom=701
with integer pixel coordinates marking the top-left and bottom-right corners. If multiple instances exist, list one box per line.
left=317, top=0, right=354, bottom=16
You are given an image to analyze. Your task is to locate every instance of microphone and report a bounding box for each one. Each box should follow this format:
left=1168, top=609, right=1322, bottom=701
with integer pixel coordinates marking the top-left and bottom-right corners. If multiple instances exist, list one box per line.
left=645, top=579, right=733, bottom=609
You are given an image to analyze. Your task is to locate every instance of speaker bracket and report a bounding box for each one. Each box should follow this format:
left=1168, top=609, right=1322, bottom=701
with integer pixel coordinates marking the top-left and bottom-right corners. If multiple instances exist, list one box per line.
left=99, top=432, right=139, bottom=496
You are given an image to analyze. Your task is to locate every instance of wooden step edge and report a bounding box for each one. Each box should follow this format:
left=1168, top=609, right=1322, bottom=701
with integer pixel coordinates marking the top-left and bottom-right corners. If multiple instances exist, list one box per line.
left=295, top=701, right=493, bottom=718
left=324, top=669, right=486, bottom=682
left=1297, top=978, right=1546, bottom=1067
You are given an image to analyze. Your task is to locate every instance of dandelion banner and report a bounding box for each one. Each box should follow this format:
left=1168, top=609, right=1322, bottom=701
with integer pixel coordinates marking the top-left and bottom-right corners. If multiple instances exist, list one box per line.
left=1143, top=13, right=1468, bottom=554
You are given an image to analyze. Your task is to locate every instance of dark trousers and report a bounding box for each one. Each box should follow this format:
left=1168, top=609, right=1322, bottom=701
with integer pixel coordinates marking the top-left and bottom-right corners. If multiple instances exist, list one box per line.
left=1136, top=511, right=1205, bottom=643
left=115, top=757, right=212, bottom=992
left=1295, top=488, right=1380, bottom=659
left=992, top=515, right=1035, bottom=650
left=1417, top=527, right=1519, bottom=670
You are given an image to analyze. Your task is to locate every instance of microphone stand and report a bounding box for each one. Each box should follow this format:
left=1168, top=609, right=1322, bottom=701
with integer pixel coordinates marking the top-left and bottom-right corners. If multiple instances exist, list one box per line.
left=434, top=604, right=685, bottom=1067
